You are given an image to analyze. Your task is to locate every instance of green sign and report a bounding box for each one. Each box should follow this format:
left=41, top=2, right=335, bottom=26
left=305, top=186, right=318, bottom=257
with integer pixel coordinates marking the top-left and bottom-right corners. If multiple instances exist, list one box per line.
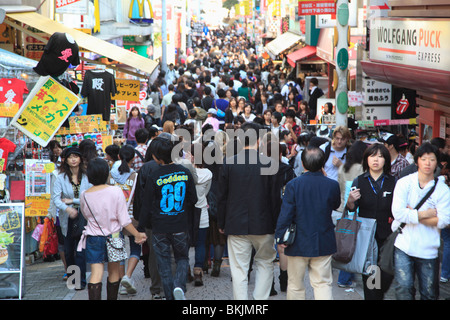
left=337, top=92, right=348, bottom=114
left=337, top=3, right=349, bottom=26
left=337, top=48, right=349, bottom=70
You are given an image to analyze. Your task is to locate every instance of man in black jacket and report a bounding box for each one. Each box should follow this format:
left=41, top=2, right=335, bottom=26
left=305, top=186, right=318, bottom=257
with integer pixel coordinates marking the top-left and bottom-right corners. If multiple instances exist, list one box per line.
left=308, top=77, right=324, bottom=120
left=218, top=122, right=277, bottom=300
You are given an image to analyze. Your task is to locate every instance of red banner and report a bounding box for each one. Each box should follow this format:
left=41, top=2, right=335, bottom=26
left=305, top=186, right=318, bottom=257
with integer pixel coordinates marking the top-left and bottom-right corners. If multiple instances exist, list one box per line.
left=298, top=1, right=336, bottom=16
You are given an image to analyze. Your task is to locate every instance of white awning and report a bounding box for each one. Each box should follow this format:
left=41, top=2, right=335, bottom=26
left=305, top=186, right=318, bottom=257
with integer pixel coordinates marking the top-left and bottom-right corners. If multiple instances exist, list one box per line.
left=264, top=31, right=304, bottom=60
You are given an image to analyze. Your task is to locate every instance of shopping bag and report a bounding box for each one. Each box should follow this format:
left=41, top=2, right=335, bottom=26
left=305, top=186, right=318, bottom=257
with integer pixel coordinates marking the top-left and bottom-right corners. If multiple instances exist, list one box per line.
left=43, top=218, right=58, bottom=258
left=332, top=216, right=378, bottom=275
left=333, top=209, right=361, bottom=263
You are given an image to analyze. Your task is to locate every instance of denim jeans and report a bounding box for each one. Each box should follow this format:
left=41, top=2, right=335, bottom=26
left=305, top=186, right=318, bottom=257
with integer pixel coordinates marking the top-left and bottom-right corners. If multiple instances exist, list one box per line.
left=152, top=232, right=189, bottom=300
left=394, top=247, right=439, bottom=300
left=65, top=217, right=86, bottom=289
left=441, top=228, right=450, bottom=280
left=194, top=228, right=207, bottom=268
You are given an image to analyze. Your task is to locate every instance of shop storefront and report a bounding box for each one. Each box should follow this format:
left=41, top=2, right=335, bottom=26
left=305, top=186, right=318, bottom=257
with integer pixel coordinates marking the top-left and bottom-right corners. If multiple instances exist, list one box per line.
left=361, top=8, right=450, bottom=144
left=0, top=6, right=158, bottom=298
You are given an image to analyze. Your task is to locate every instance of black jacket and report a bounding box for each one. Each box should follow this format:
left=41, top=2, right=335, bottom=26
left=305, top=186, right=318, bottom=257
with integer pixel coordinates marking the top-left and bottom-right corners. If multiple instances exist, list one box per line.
left=350, top=172, right=396, bottom=242
left=217, top=149, right=276, bottom=235
left=308, top=87, right=324, bottom=119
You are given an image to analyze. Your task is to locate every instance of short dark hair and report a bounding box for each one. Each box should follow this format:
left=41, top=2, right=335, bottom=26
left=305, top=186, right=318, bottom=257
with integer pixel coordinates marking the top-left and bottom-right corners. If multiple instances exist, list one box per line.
left=135, top=128, right=149, bottom=144
left=414, top=142, right=440, bottom=165
left=87, top=158, right=110, bottom=186
left=272, top=111, right=282, bottom=123
left=430, top=137, right=446, bottom=150
left=105, top=144, right=120, bottom=162
left=362, top=143, right=391, bottom=175
left=285, top=109, right=296, bottom=119
left=151, top=137, right=174, bottom=164
left=301, top=146, right=325, bottom=172
left=240, top=122, right=263, bottom=147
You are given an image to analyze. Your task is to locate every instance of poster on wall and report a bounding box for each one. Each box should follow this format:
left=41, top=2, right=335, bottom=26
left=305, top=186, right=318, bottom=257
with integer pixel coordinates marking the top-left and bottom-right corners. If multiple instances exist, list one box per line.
left=11, top=76, right=80, bottom=147
left=25, top=160, right=53, bottom=217
left=391, top=87, right=416, bottom=120
left=0, top=203, right=25, bottom=299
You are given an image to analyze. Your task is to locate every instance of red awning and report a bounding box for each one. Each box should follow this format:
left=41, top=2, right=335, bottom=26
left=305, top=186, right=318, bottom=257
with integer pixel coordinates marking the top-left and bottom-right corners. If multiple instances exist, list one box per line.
left=287, top=46, right=317, bottom=67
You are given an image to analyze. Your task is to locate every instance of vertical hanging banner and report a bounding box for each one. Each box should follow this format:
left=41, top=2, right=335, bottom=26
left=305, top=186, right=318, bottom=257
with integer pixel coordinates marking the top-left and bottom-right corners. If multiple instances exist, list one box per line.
left=11, top=76, right=80, bottom=147
left=298, top=0, right=336, bottom=16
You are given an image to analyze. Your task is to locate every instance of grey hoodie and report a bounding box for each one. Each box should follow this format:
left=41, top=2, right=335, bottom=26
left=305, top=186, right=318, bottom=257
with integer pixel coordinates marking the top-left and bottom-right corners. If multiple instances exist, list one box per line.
left=110, top=160, right=134, bottom=185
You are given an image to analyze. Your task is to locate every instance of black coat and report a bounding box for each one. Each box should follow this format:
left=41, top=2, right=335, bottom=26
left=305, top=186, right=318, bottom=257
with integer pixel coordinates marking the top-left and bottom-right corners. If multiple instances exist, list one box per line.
left=217, top=149, right=276, bottom=235
left=308, top=87, right=324, bottom=119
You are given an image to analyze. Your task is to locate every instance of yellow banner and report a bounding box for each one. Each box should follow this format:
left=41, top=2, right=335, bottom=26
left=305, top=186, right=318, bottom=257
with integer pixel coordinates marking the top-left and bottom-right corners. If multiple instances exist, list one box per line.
left=0, top=103, right=19, bottom=117
left=111, top=79, right=140, bottom=101
left=69, top=114, right=107, bottom=134
left=25, top=195, right=51, bottom=217
left=11, top=76, right=80, bottom=147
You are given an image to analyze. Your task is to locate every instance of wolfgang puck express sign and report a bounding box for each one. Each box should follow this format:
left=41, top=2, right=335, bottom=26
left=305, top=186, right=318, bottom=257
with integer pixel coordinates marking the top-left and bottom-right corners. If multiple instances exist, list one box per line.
left=370, top=18, right=449, bottom=71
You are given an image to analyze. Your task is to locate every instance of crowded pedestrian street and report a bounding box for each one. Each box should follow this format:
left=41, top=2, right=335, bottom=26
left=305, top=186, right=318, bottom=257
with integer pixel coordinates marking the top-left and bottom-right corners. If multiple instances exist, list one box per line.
left=0, top=0, right=449, bottom=309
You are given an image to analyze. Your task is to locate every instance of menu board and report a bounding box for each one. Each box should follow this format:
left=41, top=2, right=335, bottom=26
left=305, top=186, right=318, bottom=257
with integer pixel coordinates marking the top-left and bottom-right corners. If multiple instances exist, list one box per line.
left=0, top=203, right=25, bottom=299
left=25, top=160, right=53, bottom=217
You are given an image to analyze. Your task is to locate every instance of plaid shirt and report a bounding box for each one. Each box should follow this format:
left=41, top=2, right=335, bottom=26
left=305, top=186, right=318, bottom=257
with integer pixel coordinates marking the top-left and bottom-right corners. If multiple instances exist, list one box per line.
left=132, top=144, right=148, bottom=171
left=391, top=153, right=409, bottom=179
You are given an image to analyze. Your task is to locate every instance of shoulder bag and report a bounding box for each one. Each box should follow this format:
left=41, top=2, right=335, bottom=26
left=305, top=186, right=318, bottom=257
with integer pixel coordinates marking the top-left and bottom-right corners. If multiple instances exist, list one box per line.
left=83, top=194, right=127, bottom=263
left=378, top=178, right=438, bottom=276
left=333, top=208, right=361, bottom=263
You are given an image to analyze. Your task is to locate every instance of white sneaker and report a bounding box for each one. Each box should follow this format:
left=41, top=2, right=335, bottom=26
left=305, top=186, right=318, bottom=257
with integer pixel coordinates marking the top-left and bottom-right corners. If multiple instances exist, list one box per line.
left=120, top=275, right=137, bottom=294
left=119, top=284, right=128, bottom=295
left=173, top=287, right=186, bottom=300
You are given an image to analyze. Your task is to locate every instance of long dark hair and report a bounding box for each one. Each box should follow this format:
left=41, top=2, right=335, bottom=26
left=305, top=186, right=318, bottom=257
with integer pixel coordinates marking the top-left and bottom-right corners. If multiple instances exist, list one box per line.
left=343, top=141, right=367, bottom=173
left=118, top=145, right=136, bottom=174
left=60, top=154, right=85, bottom=184
left=362, top=143, right=391, bottom=175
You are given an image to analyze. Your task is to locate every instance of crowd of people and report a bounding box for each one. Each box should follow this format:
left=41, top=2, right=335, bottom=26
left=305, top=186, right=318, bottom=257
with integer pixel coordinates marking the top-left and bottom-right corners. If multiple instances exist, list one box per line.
left=45, top=26, right=450, bottom=301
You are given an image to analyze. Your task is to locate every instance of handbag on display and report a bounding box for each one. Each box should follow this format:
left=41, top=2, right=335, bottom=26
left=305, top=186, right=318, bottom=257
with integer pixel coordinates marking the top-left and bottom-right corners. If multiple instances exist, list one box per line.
left=378, top=178, right=438, bottom=276
left=333, top=208, right=361, bottom=263
left=83, top=195, right=127, bottom=263
left=332, top=213, right=378, bottom=275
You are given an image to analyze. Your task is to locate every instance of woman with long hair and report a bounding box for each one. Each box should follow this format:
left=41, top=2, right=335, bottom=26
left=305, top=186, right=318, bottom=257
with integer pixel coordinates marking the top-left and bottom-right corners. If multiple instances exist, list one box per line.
left=224, top=97, right=238, bottom=127
left=52, top=147, right=92, bottom=290
left=346, top=143, right=395, bottom=300
left=123, top=106, right=145, bottom=147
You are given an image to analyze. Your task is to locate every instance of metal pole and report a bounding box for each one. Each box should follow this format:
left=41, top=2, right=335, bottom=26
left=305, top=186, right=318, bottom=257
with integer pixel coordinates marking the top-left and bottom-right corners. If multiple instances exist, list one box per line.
left=334, top=0, right=349, bottom=127
left=162, top=0, right=168, bottom=72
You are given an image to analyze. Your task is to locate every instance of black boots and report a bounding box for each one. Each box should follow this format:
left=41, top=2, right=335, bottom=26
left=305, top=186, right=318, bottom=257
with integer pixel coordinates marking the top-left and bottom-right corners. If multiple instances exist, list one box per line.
left=211, top=259, right=222, bottom=277
left=279, top=270, right=288, bottom=292
left=106, top=278, right=120, bottom=300
left=88, top=282, right=102, bottom=300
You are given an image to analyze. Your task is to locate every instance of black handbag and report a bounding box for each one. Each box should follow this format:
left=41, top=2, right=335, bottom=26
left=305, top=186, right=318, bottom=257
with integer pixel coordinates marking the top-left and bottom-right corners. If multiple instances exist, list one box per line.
left=71, top=208, right=87, bottom=238
left=379, top=178, right=438, bottom=276
left=282, top=223, right=296, bottom=246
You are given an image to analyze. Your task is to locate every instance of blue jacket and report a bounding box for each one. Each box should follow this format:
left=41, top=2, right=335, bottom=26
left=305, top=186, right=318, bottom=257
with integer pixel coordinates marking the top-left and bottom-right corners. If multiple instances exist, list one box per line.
left=275, top=171, right=340, bottom=257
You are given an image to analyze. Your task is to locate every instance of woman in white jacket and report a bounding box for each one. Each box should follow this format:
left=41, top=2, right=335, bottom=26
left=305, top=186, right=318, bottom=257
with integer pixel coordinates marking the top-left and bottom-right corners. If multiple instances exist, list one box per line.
left=391, top=142, right=450, bottom=300
left=189, top=143, right=212, bottom=287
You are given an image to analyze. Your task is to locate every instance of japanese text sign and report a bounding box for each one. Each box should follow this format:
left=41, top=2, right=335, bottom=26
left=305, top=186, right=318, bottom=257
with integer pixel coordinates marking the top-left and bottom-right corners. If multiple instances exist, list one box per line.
left=112, top=79, right=140, bottom=102
left=298, top=0, right=336, bottom=16
left=11, top=76, right=80, bottom=147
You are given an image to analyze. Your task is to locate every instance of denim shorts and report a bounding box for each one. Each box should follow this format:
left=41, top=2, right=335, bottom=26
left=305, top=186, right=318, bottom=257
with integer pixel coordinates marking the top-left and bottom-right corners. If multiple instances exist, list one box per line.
left=85, top=236, right=108, bottom=264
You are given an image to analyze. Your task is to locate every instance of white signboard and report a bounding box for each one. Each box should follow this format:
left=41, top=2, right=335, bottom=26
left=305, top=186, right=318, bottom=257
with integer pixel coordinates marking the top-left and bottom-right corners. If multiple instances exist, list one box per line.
left=55, top=0, right=88, bottom=15
left=370, top=18, right=450, bottom=72
left=316, top=0, right=358, bottom=28
left=362, top=105, right=391, bottom=121
left=362, top=78, right=392, bottom=105
left=348, top=91, right=364, bottom=107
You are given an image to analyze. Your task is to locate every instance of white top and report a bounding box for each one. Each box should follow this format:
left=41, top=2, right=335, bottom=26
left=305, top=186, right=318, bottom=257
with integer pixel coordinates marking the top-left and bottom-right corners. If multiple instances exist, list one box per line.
left=392, top=172, right=450, bottom=259
left=194, top=168, right=212, bottom=229
left=320, top=142, right=347, bottom=182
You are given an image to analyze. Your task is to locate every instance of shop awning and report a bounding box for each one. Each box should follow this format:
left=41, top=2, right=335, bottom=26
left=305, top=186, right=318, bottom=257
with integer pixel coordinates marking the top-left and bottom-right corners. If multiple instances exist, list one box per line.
left=4, top=11, right=158, bottom=78
left=286, top=45, right=317, bottom=67
left=361, top=60, right=450, bottom=95
left=264, top=31, right=303, bottom=60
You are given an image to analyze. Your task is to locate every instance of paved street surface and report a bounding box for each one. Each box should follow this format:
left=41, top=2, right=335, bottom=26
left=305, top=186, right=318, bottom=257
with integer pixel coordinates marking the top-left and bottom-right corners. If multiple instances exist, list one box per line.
left=20, top=246, right=450, bottom=301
